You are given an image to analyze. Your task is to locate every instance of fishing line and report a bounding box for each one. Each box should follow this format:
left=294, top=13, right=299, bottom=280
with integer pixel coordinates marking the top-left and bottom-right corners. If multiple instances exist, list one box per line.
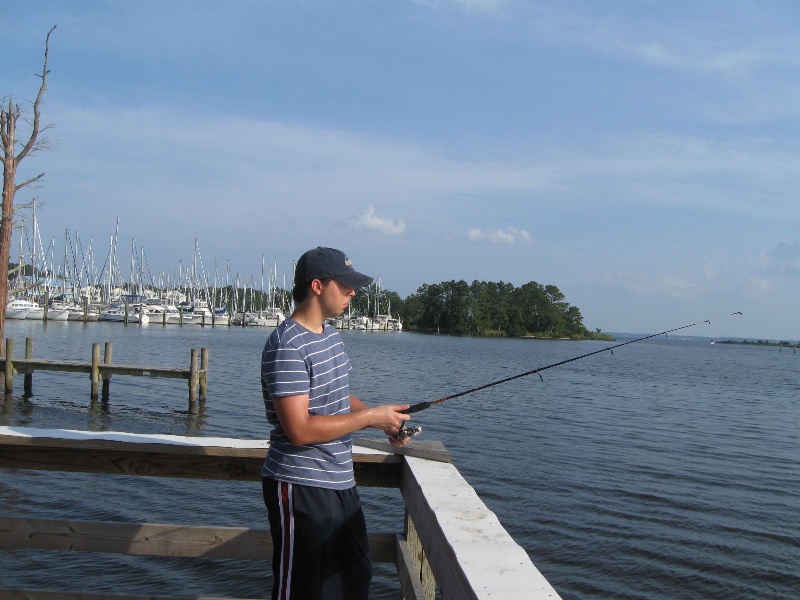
left=397, top=312, right=743, bottom=438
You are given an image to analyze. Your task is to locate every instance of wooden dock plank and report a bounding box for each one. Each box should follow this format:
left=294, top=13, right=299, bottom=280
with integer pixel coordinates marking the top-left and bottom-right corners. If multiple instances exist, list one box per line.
left=0, top=516, right=397, bottom=563
left=0, top=428, right=402, bottom=488
left=353, top=436, right=452, bottom=463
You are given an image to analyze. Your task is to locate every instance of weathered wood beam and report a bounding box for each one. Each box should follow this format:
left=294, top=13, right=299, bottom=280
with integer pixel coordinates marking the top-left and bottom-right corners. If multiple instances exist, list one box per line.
left=395, top=533, right=431, bottom=600
left=0, top=516, right=396, bottom=563
left=0, top=357, right=201, bottom=379
left=354, top=437, right=452, bottom=463
left=0, top=589, right=257, bottom=600
left=0, top=430, right=403, bottom=488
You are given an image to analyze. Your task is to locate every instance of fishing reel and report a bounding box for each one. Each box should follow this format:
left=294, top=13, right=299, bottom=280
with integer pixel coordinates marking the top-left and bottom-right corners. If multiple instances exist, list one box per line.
left=397, top=422, right=422, bottom=439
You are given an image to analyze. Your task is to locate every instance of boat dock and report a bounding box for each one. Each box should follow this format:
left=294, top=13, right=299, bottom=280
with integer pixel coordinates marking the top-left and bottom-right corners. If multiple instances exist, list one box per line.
left=0, top=337, right=209, bottom=405
left=0, top=427, right=563, bottom=599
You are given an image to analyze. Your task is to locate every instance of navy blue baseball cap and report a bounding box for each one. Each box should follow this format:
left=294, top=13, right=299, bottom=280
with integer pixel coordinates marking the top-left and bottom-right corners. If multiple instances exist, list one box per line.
left=294, top=247, right=373, bottom=289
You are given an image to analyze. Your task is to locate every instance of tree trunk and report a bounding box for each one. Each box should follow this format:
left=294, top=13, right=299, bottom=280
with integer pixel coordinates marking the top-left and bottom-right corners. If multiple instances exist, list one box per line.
left=0, top=166, right=14, bottom=354
left=0, top=26, right=54, bottom=357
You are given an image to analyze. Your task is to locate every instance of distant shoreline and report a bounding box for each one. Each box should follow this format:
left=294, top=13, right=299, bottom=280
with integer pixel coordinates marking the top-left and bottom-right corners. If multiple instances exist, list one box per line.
left=714, top=339, right=799, bottom=347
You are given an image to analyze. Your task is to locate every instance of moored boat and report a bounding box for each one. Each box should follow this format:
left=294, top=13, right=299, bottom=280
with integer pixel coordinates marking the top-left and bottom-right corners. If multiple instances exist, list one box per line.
left=248, top=307, right=285, bottom=327
left=24, top=304, right=45, bottom=320
left=99, top=303, right=149, bottom=324
left=5, top=298, right=39, bottom=320
left=45, top=303, right=70, bottom=321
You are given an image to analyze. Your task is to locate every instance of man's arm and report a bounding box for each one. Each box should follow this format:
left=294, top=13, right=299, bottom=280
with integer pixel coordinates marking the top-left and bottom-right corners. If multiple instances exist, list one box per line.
left=274, top=394, right=410, bottom=446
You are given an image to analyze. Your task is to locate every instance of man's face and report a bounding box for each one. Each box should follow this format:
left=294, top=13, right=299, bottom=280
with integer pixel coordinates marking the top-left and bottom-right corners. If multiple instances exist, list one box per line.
left=318, top=278, right=356, bottom=317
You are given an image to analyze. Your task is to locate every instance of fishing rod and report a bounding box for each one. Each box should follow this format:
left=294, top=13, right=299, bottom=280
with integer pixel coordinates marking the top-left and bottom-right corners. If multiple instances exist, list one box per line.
left=396, top=313, right=743, bottom=439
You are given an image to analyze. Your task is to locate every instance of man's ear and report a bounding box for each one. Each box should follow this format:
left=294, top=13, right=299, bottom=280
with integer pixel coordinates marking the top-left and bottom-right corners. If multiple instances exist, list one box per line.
left=309, top=279, right=324, bottom=296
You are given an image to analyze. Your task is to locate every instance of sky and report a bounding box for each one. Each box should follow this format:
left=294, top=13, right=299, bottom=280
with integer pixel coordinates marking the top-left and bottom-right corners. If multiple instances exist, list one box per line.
left=4, top=0, right=800, bottom=340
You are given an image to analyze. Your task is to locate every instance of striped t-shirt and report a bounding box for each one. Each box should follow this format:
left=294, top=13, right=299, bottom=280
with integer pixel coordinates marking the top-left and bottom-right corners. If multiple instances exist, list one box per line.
left=260, top=319, right=355, bottom=490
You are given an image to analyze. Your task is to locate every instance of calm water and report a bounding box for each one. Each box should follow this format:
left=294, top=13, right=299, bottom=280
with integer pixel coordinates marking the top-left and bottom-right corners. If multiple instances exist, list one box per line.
left=1, top=320, right=798, bottom=599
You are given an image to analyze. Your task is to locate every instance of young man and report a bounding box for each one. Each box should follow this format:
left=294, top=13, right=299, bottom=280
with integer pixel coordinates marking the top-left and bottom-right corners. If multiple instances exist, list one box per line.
left=261, top=247, right=412, bottom=600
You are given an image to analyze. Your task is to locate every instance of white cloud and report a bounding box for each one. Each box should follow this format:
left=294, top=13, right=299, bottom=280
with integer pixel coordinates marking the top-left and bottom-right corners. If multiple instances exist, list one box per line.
left=349, top=206, right=407, bottom=236
left=467, top=226, right=531, bottom=244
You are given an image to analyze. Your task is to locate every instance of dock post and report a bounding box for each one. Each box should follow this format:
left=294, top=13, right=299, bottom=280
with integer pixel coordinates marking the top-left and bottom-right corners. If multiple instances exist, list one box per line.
left=91, top=343, right=101, bottom=398
left=24, top=338, right=33, bottom=396
left=189, top=348, right=198, bottom=405
left=5, top=338, right=14, bottom=393
left=405, top=512, right=436, bottom=599
left=199, top=347, right=209, bottom=400
left=102, top=342, right=113, bottom=398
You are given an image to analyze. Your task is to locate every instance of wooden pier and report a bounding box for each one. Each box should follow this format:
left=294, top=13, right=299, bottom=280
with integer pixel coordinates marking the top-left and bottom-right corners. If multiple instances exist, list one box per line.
left=0, top=427, right=562, bottom=600
left=1, top=337, right=209, bottom=405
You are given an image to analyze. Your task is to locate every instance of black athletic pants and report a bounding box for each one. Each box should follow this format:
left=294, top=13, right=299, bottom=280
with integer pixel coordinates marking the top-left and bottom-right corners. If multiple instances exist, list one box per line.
left=262, top=477, right=372, bottom=600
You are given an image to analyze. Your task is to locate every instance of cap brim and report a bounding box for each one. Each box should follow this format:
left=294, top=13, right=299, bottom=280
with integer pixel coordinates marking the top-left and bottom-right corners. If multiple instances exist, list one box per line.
left=334, top=271, right=373, bottom=289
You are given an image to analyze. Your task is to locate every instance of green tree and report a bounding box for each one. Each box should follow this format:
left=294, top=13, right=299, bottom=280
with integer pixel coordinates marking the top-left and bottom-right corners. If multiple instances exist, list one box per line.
left=399, top=278, right=594, bottom=338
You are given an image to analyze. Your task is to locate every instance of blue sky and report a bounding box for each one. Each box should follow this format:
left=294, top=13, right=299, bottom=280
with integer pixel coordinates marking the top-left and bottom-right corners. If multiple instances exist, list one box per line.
left=5, top=0, right=800, bottom=339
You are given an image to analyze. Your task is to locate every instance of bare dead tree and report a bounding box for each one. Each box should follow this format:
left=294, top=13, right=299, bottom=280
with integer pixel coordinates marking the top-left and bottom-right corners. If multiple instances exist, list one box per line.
left=0, top=26, right=56, bottom=355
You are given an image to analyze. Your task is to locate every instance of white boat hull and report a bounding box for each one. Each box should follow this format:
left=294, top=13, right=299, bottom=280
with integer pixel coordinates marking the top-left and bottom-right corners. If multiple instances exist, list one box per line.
left=25, top=308, right=45, bottom=320
left=46, top=309, right=70, bottom=321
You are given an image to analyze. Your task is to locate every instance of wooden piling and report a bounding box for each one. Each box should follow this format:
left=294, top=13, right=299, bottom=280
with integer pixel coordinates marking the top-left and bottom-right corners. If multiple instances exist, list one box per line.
left=199, top=347, right=209, bottom=400
left=102, top=342, right=113, bottom=398
left=5, top=338, right=13, bottom=393
left=24, top=338, right=33, bottom=396
left=189, top=348, right=198, bottom=404
left=91, top=343, right=101, bottom=398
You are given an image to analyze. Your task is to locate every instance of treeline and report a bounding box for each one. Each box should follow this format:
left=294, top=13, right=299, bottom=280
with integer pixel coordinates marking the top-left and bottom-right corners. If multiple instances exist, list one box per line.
left=368, top=279, right=610, bottom=339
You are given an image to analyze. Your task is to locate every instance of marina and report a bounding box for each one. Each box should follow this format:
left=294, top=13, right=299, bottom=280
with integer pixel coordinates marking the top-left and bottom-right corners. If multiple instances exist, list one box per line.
left=0, top=320, right=797, bottom=599
left=5, top=218, right=403, bottom=333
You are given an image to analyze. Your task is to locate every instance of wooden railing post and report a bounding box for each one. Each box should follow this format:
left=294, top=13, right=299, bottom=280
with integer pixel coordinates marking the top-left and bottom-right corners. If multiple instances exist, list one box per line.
left=102, top=342, right=113, bottom=398
left=90, top=343, right=101, bottom=398
left=5, top=338, right=14, bottom=393
left=24, top=338, right=34, bottom=396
